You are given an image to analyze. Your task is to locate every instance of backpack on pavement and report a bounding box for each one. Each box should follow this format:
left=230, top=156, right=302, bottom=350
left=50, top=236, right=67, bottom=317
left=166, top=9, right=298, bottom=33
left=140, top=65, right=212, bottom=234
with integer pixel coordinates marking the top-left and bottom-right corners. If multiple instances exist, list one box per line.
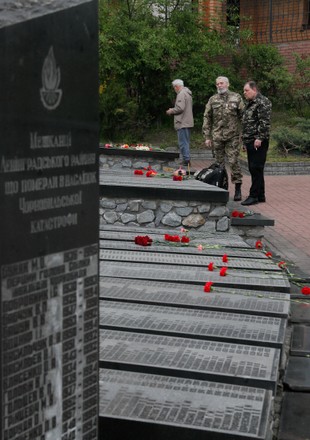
left=194, top=163, right=229, bottom=190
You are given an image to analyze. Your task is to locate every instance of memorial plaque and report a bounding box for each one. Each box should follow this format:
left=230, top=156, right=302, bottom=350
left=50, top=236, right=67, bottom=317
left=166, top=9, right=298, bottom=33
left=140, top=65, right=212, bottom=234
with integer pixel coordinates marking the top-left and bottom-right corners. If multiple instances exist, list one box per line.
left=100, top=278, right=290, bottom=318
left=100, top=249, right=280, bottom=272
left=99, top=230, right=249, bottom=248
left=100, top=240, right=266, bottom=259
left=283, top=357, right=310, bottom=391
left=101, top=224, right=247, bottom=240
left=290, top=325, right=310, bottom=356
left=278, top=392, right=310, bottom=440
left=100, top=329, right=280, bottom=391
left=0, top=2, right=99, bottom=439
left=289, top=301, right=310, bottom=323
left=100, top=301, right=287, bottom=348
left=99, top=369, right=273, bottom=440
left=99, top=172, right=229, bottom=203
left=100, top=261, right=291, bottom=293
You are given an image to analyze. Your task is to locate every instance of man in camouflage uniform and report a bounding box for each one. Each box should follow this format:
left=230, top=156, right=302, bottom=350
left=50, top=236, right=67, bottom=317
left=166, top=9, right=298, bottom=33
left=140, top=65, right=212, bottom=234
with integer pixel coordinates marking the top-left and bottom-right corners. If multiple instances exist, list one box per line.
left=241, top=81, right=272, bottom=206
left=202, top=76, right=244, bottom=201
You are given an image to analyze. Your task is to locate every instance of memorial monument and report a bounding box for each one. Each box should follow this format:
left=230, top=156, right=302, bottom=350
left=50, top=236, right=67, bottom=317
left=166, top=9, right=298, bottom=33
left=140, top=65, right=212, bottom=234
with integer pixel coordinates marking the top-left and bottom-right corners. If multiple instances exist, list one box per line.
left=0, top=1, right=99, bottom=439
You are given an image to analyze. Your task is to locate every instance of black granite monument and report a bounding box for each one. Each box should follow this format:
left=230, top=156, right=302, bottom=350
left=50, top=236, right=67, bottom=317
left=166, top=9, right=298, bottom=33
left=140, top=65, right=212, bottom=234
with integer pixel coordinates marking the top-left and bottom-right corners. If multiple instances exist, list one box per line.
left=0, top=1, right=99, bottom=439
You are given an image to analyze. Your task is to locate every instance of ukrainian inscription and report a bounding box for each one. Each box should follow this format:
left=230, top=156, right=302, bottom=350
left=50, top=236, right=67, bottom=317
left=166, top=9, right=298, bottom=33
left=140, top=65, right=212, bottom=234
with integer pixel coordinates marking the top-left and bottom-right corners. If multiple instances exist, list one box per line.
left=0, top=2, right=99, bottom=439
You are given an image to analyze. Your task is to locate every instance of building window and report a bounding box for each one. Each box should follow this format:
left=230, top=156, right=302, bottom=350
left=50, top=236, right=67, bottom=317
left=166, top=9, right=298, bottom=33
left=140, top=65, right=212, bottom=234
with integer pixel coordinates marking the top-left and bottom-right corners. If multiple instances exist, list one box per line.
left=227, top=0, right=240, bottom=27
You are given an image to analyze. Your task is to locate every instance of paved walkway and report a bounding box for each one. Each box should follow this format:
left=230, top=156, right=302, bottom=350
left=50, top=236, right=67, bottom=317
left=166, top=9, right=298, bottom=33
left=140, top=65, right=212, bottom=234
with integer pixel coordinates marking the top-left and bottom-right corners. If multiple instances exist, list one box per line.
left=191, top=159, right=310, bottom=279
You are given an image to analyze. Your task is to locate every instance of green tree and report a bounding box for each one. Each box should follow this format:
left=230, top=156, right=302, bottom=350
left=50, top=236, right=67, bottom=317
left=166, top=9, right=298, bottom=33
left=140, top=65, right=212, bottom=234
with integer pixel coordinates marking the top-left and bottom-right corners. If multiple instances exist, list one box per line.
left=99, top=0, right=230, bottom=139
left=231, top=44, right=293, bottom=103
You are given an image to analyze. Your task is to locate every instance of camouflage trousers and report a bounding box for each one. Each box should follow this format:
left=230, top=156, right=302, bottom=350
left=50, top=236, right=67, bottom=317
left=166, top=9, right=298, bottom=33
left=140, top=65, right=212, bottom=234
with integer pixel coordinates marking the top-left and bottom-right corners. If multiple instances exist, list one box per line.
left=213, top=136, right=243, bottom=184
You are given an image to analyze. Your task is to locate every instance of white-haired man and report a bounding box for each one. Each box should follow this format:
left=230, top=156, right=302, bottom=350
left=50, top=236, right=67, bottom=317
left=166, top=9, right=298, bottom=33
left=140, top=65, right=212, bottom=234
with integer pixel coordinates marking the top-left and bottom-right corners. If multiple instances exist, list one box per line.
left=166, top=79, right=194, bottom=166
left=202, top=76, right=244, bottom=201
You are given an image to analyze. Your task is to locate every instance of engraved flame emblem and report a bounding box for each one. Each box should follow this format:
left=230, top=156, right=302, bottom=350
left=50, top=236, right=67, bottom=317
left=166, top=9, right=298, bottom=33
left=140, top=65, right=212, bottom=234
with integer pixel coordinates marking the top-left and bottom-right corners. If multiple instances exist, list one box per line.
left=40, top=46, right=62, bottom=110
left=42, top=47, right=61, bottom=91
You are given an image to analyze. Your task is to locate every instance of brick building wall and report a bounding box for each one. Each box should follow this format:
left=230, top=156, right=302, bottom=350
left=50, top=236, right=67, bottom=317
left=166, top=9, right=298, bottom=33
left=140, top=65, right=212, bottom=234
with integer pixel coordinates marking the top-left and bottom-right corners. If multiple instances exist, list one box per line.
left=200, top=0, right=310, bottom=73
left=276, top=40, right=310, bottom=72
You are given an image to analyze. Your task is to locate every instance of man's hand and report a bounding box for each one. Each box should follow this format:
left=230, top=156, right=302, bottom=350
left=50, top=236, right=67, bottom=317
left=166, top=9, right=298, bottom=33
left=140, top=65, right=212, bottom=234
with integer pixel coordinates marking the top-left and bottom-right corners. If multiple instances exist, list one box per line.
left=166, top=108, right=173, bottom=115
left=205, top=139, right=212, bottom=148
left=254, top=139, right=262, bottom=149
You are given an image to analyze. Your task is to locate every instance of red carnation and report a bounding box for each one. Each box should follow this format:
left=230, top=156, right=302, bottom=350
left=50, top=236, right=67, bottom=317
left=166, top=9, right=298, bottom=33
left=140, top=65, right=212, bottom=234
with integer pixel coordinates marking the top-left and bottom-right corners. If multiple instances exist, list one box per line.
left=134, top=235, right=152, bottom=246
left=231, top=210, right=239, bottom=217
left=301, top=286, right=310, bottom=295
left=134, top=169, right=144, bottom=175
left=255, top=240, right=263, bottom=249
left=222, top=254, right=228, bottom=263
left=204, top=282, right=213, bottom=293
left=278, top=261, right=287, bottom=269
left=238, top=212, right=245, bottom=218
left=146, top=170, right=157, bottom=177
left=219, top=267, right=228, bottom=276
left=181, top=236, right=190, bottom=243
left=265, top=252, right=272, bottom=258
left=164, top=234, right=181, bottom=242
left=173, top=175, right=183, bottom=181
left=208, top=262, right=214, bottom=271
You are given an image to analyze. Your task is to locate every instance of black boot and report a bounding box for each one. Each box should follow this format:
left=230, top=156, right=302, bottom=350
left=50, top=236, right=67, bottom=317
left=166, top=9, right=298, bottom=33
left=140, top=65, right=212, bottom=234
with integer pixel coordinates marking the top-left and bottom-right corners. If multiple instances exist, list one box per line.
left=234, top=183, right=242, bottom=201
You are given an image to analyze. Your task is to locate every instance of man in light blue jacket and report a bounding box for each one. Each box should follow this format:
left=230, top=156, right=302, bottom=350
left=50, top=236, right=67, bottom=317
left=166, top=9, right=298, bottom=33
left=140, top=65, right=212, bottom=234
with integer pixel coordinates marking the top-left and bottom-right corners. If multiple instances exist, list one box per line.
left=166, top=79, right=194, bottom=166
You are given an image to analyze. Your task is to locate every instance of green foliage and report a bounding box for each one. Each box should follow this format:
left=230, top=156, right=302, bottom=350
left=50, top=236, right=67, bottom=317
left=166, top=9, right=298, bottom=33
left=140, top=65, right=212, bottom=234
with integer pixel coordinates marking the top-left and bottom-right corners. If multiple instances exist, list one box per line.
left=99, top=0, right=232, bottom=139
left=272, top=118, right=310, bottom=156
left=232, top=44, right=293, bottom=104
left=285, top=54, right=310, bottom=117
left=99, top=1, right=304, bottom=141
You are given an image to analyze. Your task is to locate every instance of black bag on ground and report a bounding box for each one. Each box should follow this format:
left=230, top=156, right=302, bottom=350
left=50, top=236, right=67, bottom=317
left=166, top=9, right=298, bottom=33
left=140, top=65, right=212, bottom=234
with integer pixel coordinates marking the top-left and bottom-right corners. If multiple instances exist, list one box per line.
left=194, top=163, right=229, bottom=190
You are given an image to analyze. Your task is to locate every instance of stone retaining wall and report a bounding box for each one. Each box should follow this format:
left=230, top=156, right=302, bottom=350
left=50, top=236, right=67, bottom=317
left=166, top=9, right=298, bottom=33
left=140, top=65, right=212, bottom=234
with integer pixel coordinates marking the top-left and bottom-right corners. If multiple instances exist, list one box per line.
left=100, top=196, right=230, bottom=232
left=99, top=147, right=179, bottom=172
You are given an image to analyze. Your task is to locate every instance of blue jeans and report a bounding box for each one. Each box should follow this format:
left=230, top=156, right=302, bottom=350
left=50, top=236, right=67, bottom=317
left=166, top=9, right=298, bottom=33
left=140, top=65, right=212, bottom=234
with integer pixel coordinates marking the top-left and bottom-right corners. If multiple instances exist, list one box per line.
left=177, top=128, right=191, bottom=162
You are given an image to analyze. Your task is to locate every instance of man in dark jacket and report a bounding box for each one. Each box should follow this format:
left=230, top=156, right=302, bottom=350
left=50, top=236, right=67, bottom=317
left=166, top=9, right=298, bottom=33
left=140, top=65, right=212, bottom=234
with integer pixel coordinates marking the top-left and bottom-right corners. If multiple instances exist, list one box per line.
left=166, top=79, right=194, bottom=166
left=241, top=81, right=272, bottom=206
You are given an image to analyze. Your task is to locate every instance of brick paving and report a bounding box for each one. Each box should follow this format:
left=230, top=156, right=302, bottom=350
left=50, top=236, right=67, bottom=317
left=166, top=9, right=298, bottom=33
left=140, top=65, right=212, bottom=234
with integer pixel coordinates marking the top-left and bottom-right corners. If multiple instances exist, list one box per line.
left=191, top=159, right=310, bottom=278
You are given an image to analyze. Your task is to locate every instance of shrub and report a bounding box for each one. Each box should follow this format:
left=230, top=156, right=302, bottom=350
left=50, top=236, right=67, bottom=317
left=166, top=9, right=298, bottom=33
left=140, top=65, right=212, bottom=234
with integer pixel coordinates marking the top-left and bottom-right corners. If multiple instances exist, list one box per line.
left=272, top=118, right=310, bottom=156
left=232, top=44, right=293, bottom=104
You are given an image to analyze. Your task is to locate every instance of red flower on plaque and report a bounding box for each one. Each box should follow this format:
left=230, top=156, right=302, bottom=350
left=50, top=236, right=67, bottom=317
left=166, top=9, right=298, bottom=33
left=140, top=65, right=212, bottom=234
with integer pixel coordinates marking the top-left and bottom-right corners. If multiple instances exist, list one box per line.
left=231, top=210, right=245, bottom=218
left=164, top=234, right=181, bottom=242
left=104, top=143, right=112, bottom=148
left=301, top=286, right=310, bottom=295
left=208, top=262, right=214, bottom=271
left=219, top=267, right=228, bottom=276
left=278, top=261, right=287, bottom=269
left=181, top=236, right=190, bottom=243
left=134, top=170, right=144, bottom=175
left=204, top=282, right=213, bottom=293
left=134, top=235, right=153, bottom=246
left=265, top=252, right=272, bottom=258
left=255, top=240, right=263, bottom=249
left=146, top=170, right=157, bottom=177
left=222, top=254, right=228, bottom=263
left=173, top=175, right=183, bottom=181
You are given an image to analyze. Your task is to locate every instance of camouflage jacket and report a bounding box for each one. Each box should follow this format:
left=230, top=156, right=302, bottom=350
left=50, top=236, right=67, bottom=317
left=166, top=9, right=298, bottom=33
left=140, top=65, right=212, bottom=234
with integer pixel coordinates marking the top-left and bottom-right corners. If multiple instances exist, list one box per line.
left=202, top=91, right=244, bottom=142
left=242, top=93, right=272, bottom=143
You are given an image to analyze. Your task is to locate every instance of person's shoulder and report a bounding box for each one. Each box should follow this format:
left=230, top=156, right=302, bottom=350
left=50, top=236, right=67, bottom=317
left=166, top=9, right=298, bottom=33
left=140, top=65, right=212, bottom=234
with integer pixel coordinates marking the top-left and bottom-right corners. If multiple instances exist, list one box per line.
left=209, top=93, right=220, bottom=102
left=228, top=91, right=242, bottom=98
left=182, top=87, right=192, bottom=96
left=228, top=91, right=243, bottom=102
left=257, top=93, right=272, bottom=107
